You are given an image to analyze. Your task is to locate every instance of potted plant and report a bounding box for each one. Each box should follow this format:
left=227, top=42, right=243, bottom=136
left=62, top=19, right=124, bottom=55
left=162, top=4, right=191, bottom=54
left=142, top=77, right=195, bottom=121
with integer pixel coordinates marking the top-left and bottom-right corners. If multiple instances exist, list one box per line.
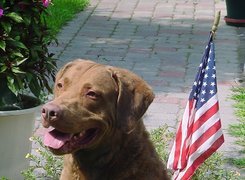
left=224, top=0, right=245, bottom=27
left=0, top=0, right=56, bottom=179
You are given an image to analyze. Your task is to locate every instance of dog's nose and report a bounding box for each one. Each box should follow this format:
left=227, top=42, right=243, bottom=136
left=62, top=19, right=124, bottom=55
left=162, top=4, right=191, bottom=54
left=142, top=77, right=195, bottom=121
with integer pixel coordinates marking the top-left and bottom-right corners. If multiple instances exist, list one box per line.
left=41, top=103, right=61, bottom=122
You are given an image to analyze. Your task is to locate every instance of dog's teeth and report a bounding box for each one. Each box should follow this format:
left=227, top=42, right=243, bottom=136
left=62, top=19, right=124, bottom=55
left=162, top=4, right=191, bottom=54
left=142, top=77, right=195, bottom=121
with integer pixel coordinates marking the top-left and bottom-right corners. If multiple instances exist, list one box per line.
left=79, top=131, right=85, bottom=137
left=47, top=126, right=55, bottom=132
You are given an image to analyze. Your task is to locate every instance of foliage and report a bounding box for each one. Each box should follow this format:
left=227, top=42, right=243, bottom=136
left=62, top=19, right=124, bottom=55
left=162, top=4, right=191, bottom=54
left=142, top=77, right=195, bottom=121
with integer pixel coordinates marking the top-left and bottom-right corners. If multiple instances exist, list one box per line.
left=44, top=0, right=90, bottom=35
left=150, top=125, right=174, bottom=164
left=0, top=0, right=57, bottom=110
left=228, top=87, right=245, bottom=169
left=192, top=153, right=241, bottom=180
left=150, top=125, right=241, bottom=180
left=0, top=177, right=9, bottom=180
left=231, top=87, right=245, bottom=121
left=227, top=158, right=245, bottom=169
left=21, top=136, right=63, bottom=180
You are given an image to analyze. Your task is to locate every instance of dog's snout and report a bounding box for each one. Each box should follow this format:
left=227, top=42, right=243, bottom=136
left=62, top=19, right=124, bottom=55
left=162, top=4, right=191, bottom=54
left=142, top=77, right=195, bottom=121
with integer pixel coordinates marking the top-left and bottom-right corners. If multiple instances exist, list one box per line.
left=42, top=103, right=61, bottom=122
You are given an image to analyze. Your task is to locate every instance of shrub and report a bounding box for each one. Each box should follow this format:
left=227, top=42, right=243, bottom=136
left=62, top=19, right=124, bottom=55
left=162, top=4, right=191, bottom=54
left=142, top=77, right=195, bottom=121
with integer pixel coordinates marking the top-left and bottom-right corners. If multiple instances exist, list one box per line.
left=0, top=0, right=57, bottom=110
left=21, top=136, right=63, bottom=179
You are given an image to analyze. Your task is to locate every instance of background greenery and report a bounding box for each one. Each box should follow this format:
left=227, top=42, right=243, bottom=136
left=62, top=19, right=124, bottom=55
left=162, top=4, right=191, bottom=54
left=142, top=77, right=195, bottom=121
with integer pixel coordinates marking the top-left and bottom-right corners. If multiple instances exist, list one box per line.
left=0, top=0, right=57, bottom=109
left=44, top=0, right=89, bottom=35
left=227, top=87, right=245, bottom=170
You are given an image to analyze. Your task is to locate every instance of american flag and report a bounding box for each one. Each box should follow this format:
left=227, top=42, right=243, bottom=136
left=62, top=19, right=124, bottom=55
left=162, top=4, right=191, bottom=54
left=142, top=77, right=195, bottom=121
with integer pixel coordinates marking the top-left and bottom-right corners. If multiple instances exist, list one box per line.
left=167, top=34, right=224, bottom=180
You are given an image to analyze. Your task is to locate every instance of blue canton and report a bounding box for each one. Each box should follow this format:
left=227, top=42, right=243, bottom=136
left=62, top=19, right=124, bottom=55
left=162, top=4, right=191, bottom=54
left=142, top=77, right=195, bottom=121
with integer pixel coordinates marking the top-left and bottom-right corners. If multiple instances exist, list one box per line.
left=189, top=37, right=217, bottom=110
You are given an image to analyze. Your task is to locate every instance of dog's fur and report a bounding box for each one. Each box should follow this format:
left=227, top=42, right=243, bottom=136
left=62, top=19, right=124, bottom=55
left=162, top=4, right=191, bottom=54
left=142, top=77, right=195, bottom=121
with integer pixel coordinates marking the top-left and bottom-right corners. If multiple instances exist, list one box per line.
left=41, top=59, right=169, bottom=180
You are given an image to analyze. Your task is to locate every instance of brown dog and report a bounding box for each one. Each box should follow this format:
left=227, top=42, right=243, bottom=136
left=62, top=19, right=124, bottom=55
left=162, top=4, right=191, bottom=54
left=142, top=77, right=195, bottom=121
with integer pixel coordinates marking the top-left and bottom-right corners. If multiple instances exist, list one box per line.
left=41, top=59, right=169, bottom=180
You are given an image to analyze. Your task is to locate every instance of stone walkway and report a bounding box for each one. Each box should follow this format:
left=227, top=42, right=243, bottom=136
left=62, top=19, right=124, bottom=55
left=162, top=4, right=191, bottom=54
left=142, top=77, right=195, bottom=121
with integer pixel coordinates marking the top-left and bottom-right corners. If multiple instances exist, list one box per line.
left=35, top=0, right=244, bottom=176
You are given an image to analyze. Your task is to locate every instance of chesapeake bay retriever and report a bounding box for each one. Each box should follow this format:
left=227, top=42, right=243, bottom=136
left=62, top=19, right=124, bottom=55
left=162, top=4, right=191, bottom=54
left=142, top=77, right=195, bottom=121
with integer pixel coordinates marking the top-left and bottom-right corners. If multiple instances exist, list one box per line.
left=41, top=59, right=169, bottom=180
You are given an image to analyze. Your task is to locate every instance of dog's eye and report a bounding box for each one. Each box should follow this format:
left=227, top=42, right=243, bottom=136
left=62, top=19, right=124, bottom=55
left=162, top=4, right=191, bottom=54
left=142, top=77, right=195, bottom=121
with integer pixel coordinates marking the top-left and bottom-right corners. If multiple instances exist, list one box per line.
left=86, top=90, right=99, bottom=99
left=57, top=83, right=63, bottom=89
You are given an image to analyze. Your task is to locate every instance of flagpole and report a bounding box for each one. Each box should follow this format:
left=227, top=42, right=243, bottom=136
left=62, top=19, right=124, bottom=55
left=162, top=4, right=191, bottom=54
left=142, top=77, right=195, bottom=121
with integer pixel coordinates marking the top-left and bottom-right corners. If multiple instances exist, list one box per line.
left=211, top=11, right=221, bottom=40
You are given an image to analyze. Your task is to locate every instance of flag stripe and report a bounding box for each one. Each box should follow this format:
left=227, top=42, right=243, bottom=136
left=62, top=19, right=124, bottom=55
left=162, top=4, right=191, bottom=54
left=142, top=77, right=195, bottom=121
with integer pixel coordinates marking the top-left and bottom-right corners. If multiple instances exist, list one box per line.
left=169, top=100, right=196, bottom=170
left=185, top=98, right=218, bottom=145
left=180, top=100, right=196, bottom=168
left=195, top=95, right=218, bottom=120
left=173, top=121, right=182, bottom=169
left=189, top=120, right=222, bottom=156
left=192, top=101, right=219, bottom=132
left=192, top=112, right=220, bottom=144
left=176, top=134, right=224, bottom=180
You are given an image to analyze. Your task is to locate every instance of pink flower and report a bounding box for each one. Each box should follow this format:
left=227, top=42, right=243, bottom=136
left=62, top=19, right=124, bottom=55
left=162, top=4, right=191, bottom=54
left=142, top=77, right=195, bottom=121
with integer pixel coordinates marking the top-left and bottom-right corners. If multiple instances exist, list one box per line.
left=0, top=9, right=3, bottom=17
left=42, top=0, right=50, bottom=7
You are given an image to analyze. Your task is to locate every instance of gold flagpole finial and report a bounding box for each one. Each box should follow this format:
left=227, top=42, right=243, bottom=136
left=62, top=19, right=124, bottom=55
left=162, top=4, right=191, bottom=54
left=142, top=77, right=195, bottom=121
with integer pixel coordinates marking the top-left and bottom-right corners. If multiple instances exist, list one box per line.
left=211, top=11, right=221, bottom=38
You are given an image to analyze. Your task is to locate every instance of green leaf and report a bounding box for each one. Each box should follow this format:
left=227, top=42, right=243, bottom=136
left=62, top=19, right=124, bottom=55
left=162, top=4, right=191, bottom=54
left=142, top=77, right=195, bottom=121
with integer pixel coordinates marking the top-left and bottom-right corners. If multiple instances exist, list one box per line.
left=11, top=67, right=25, bottom=74
left=26, top=72, right=33, bottom=82
left=6, top=12, right=24, bottom=23
left=22, top=15, right=31, bottom=26
left=16, top=58, right=28, bottom=66
left=14, top=36, right=21, bottom=41
left=0, top=65, right=7, bottom=73
left=7, top=40, right=28, bottom=49
left=29, top=78, right=41, bottom=97
left=12, top=52, right=24, bottom=58
left=30, top=49, right=38, bottom=60
left=15, top=75, right=24, bottom=90
left=0, top=41, right=6, bottom=51
left=1, top=22, right=11, bottom=33
left=7, top=76, right=18, bottom=95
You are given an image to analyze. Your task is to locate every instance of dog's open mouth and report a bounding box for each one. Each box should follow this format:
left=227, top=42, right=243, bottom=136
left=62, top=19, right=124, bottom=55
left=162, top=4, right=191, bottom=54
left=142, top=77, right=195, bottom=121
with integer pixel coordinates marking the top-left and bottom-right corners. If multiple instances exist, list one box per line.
left=44, top=127, right=99, bottom=151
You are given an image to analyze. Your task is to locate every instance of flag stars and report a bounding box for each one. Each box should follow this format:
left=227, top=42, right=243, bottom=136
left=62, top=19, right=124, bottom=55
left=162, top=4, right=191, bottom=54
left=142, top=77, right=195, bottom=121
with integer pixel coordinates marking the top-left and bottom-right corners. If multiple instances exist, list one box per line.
left=210, top=90, right=214, bottom=95
left=210, top=82, right=215, bottom=86
left=203, top=82, right=207, bottom=87
left=200, top=98, right=205, bottom=103
left=212, top=74, right=216, bottom=78
left=201, top=90, right=206, bottom=95
left=193, top=81, right=197, bottom=86
left=204, top=74, right=208, bottom=79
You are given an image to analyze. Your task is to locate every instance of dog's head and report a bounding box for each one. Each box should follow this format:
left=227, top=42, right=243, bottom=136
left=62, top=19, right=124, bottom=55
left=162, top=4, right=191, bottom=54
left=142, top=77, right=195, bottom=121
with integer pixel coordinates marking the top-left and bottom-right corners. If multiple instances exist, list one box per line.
left=41, top=59, right=154, bottom=155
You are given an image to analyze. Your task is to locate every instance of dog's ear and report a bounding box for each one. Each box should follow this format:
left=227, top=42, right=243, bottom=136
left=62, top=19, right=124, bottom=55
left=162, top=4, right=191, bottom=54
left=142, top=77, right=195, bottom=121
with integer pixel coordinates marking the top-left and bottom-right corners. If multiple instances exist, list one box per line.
left=107, top=67, right=155, bottom=133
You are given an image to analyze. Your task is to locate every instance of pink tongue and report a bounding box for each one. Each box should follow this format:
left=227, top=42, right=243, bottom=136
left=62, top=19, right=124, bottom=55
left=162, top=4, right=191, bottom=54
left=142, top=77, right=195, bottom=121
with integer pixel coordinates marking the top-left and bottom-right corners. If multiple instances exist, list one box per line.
left=44, top=129, right=72, bottom=149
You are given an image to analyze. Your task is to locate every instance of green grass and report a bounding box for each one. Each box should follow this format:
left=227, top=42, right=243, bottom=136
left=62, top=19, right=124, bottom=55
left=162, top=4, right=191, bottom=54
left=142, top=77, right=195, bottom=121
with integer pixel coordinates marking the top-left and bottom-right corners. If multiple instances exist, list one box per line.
left=228, top=158, right=245, bottom=169
left=44, top=0, right=90, bottom=35
left=228, top=87, right=245, bottom=168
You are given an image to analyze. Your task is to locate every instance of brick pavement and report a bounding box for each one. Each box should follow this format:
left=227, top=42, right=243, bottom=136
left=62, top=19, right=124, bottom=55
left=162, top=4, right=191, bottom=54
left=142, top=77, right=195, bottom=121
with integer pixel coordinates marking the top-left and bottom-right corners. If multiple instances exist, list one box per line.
left=35, top=0, right=245, bottom=176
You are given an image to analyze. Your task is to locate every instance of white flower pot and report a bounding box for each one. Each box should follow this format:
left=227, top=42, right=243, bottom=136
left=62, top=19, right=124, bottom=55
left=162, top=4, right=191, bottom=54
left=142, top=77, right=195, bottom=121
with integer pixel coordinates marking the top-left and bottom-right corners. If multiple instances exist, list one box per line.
left=0, top=106, right=40, bottom=179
